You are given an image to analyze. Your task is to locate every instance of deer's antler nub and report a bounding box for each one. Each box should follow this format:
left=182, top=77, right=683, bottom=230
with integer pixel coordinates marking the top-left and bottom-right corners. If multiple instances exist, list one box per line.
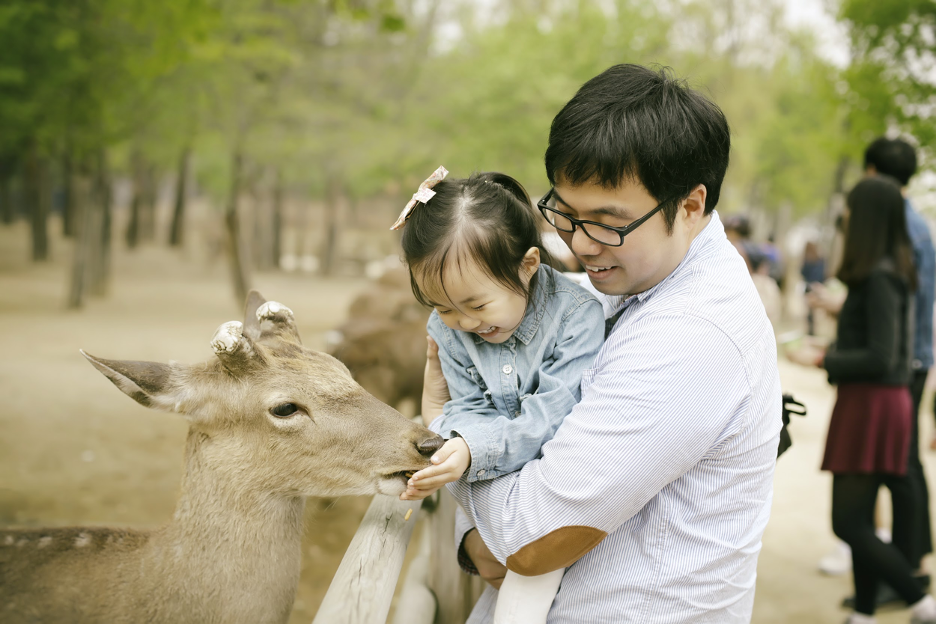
left=211, top=321, right=259, bottom=372
left=257, top=301, right=302, bottom=344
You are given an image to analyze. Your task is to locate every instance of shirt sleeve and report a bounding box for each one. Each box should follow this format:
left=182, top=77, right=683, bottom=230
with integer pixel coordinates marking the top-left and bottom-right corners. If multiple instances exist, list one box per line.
left=445, top=313, right=751, bottom=576
left=824, top=271, right=907, bottom=382
left=454, top=298, right=605, bottom=481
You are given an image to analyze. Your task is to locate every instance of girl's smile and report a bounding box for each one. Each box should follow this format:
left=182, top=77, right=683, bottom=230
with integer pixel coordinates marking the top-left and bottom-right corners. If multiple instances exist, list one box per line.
left=414, top=249, right=540, bottom=345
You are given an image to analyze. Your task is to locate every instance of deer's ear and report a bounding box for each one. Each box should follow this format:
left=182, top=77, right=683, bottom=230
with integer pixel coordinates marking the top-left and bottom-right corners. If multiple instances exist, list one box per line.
left=81, top=350, right=180, bottom=412
left=243, top=290, right=267, bottom=341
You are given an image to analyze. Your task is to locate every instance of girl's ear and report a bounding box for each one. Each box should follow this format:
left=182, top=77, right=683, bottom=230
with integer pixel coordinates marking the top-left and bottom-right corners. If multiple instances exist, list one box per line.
left=521, top=247, right=541, bottom=278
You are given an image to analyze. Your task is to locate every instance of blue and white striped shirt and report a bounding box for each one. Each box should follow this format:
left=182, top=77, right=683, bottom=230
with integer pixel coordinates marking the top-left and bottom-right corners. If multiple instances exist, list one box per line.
left=450, top=212, right=782, bottom=623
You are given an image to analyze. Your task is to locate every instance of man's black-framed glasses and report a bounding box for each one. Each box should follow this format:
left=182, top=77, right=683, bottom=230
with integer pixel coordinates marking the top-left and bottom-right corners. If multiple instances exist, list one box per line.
left=537, top=188, right=674, bottom=247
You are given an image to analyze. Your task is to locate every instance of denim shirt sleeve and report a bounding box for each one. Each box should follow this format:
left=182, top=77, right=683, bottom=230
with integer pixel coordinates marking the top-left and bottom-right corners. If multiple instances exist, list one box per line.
left=453, top=297, right=606, bottom=482
left=906, top=201, right=935, bottom=369
left=426, top=313, right=503, bottom=440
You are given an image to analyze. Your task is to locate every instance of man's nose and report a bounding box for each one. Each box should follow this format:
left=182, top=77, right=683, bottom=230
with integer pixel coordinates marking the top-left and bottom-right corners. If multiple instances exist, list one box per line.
left=569, top=227, right=601, bottom=258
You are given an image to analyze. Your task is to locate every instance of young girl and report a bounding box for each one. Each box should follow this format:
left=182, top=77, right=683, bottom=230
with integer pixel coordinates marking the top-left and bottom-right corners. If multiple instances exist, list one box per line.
left=393, top=167, right=605, bottom=624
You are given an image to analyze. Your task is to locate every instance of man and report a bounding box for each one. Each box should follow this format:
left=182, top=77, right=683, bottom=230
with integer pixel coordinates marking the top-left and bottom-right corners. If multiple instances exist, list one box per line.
left=408, top=64, right=781, bottom=622
left=866, top=138, right=935, bottom=584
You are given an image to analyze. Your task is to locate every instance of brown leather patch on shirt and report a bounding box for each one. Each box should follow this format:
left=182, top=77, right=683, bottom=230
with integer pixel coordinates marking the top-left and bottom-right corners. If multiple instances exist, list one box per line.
left=506, top=526, right=608, bottom=576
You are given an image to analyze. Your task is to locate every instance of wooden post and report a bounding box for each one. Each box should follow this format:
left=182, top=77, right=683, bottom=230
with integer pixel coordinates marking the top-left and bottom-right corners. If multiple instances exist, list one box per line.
left=312, top=495, right=422, bottom=624
left=428, top=493, right=485, bottom=623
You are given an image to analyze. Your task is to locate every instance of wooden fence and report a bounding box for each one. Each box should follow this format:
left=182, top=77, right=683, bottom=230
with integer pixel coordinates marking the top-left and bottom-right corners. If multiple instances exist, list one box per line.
left=313, top=490, right=484, bottom=624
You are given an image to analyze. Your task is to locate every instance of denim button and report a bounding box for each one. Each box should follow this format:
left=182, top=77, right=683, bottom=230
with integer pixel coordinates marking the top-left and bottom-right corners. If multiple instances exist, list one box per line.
left=477, top=470, right=485, bottom=477
left=502, top=365, right=513, bottom=375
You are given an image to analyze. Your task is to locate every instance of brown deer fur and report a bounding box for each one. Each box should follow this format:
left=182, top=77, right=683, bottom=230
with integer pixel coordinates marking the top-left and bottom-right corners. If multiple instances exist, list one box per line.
left=0, top=291, right=442, bottom=624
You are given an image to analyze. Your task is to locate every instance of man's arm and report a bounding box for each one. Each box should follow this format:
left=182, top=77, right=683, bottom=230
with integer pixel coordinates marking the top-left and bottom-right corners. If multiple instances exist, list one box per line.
left=448, top=314, right=751, bottom=575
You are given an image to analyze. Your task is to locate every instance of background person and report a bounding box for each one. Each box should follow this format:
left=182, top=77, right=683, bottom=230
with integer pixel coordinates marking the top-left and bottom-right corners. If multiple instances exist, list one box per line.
left=790, top=175, right=934, bottom=624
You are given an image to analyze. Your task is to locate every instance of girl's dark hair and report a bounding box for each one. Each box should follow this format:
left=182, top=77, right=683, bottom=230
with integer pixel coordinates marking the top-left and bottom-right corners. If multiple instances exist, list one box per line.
left=400, top=171, right=555, bottom=308
left=837, top=175, right=917, bottom=290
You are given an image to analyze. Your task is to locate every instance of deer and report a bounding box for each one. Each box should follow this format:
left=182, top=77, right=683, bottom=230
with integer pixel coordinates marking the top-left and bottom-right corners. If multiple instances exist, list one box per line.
left=0, top=291, right=443, bottom=624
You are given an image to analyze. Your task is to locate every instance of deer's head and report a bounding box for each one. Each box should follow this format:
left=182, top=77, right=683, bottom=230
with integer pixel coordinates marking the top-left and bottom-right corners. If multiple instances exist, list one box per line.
left=81, top=291, right=442, bottom=498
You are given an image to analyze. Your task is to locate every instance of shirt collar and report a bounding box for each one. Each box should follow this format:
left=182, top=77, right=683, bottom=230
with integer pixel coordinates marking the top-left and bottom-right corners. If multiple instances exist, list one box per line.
left=604, top=211, right=724, bottom=315
left=472, top=266, right=550, bottom=347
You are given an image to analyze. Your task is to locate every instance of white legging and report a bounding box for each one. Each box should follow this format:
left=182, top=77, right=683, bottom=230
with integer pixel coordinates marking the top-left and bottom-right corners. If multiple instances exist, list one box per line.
left=493, top=568, right=565, bottom=624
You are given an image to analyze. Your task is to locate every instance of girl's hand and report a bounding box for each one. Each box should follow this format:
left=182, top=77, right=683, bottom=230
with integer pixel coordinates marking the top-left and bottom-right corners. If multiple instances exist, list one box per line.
left=421, top=336, right=451, bottom=426
left=400, top=437, right=471, bottom=501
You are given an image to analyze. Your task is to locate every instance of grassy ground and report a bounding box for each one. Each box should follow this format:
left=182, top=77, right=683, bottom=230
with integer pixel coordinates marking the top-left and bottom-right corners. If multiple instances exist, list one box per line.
left=2, top=216, right=936, bottom=623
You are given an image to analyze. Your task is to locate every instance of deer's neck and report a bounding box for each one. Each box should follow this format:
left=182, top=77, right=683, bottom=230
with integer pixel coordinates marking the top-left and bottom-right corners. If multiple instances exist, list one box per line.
left=150, top=431, right=306, bottom=621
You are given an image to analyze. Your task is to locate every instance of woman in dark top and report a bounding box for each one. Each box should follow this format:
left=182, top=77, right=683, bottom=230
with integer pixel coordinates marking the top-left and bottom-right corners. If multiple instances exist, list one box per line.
left=809, top=176, right=936, bottom=624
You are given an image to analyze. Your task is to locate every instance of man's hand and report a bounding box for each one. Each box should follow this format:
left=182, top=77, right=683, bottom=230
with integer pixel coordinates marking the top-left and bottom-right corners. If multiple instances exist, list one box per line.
left=400, top=437, right=471, bottom=501
left=421, top=336, right=450, bottom=427
left=463, top=529, right=507, bottom=589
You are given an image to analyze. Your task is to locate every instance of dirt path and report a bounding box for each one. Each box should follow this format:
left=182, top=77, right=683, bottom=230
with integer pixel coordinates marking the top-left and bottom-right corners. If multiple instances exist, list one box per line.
left=3, top=219, right=935, bottom=623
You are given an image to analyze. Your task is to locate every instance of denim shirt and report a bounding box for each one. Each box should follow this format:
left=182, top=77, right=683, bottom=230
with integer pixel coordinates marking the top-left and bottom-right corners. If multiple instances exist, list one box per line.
left=427, top=265, right=605, bottom=483
left=906, top=199, right=935, bottom=370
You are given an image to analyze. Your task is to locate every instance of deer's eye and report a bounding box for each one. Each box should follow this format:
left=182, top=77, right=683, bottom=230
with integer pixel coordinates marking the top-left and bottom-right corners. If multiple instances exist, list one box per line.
left=271, top=403, right=299, bottom=418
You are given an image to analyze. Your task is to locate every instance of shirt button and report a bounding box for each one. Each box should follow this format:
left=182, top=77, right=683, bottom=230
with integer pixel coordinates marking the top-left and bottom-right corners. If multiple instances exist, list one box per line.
left=502, top=365, right=513, bottom=375
left=477, top=470, right=485, bottom=476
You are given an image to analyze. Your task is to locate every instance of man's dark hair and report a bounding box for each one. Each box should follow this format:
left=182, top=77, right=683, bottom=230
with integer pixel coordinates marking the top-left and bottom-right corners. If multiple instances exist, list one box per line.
left=544, top=64, right=731, bottom=233
left=838, top=175, right=917, bottom=290
left=864, top=137, right=917, bottom=186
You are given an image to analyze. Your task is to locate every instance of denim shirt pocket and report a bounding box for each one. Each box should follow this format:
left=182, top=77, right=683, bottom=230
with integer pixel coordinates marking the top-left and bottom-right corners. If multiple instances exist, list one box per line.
left=467, top=366, right=495, bottom=407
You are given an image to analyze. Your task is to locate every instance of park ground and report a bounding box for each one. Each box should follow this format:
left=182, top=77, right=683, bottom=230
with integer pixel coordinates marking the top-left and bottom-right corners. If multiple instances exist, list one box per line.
left=2, top=218, right=936, bottom=624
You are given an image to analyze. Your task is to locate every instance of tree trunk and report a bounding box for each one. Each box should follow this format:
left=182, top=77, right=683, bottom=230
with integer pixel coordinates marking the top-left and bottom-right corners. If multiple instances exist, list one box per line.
left=248, top=174, right=272, bottom=271
left=67, top=172, right=95, bottom=309
left=24, top=143, right=49, bottom=261
left=89, top=151, right=112, bottom=297
left=140, top=164, right=156, bottom=243
left=225, top=149, right=251, bottom=304
left=271, top=169, right=283, bottom=270
left=0, top=175, right=12, bottom=225
left=126, top=150, right=143, bottom=249
left=169, top=144, right=191, bottom=247
left=62, top=150, right=76, bottom=237
left=320, top=176, right=343, bottom=276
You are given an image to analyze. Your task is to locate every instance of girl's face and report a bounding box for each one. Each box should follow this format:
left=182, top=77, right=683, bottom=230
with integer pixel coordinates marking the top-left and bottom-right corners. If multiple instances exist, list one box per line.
left=416, top=248, right=540, bottom=344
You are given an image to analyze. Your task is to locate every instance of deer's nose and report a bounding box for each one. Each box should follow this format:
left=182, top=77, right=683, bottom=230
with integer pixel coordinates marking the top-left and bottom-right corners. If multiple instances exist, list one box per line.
left=416, top=435, right=445, bottom=457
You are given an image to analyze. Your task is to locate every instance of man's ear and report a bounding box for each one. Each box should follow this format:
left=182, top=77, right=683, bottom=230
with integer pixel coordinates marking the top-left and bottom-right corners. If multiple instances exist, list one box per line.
left=522, top=247, right=541, bottom=277
left=681, top=184, right=708, bottom=225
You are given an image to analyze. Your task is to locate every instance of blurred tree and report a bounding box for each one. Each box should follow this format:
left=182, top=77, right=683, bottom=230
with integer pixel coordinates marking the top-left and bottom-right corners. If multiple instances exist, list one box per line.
left=839, top=0, right=936, bottom=155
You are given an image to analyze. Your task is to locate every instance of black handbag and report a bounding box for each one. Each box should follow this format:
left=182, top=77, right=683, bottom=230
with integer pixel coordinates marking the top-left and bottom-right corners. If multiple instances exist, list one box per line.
left=778, top=394, right=807, bottom=458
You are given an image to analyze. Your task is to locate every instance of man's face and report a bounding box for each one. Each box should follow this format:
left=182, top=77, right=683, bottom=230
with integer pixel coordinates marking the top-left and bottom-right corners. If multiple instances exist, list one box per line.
left=552, top=178, right=704, bottom=297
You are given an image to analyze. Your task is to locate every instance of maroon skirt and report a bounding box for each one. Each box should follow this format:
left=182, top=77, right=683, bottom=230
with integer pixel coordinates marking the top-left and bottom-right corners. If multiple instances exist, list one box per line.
left=821, top=384, right=912, bottom=475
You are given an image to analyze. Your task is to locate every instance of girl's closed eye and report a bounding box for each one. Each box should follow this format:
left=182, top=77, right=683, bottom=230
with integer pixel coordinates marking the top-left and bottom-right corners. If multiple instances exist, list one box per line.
left=472, top=304, right=487, bottom=311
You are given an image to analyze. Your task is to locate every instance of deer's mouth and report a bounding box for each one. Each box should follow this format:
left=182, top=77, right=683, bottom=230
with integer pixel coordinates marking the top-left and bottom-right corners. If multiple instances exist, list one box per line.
left=385, top=470, right=417, bottom=483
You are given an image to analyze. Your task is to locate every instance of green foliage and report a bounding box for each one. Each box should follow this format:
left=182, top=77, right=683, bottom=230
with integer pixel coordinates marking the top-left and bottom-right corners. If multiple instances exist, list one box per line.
left=840, top=0, right=936, bottom=157
left=0, top=0, right=880, bottom=221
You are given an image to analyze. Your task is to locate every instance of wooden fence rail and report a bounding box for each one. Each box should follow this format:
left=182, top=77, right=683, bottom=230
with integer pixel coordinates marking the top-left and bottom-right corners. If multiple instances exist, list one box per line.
left=313, top=491, right=483, bottom=624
